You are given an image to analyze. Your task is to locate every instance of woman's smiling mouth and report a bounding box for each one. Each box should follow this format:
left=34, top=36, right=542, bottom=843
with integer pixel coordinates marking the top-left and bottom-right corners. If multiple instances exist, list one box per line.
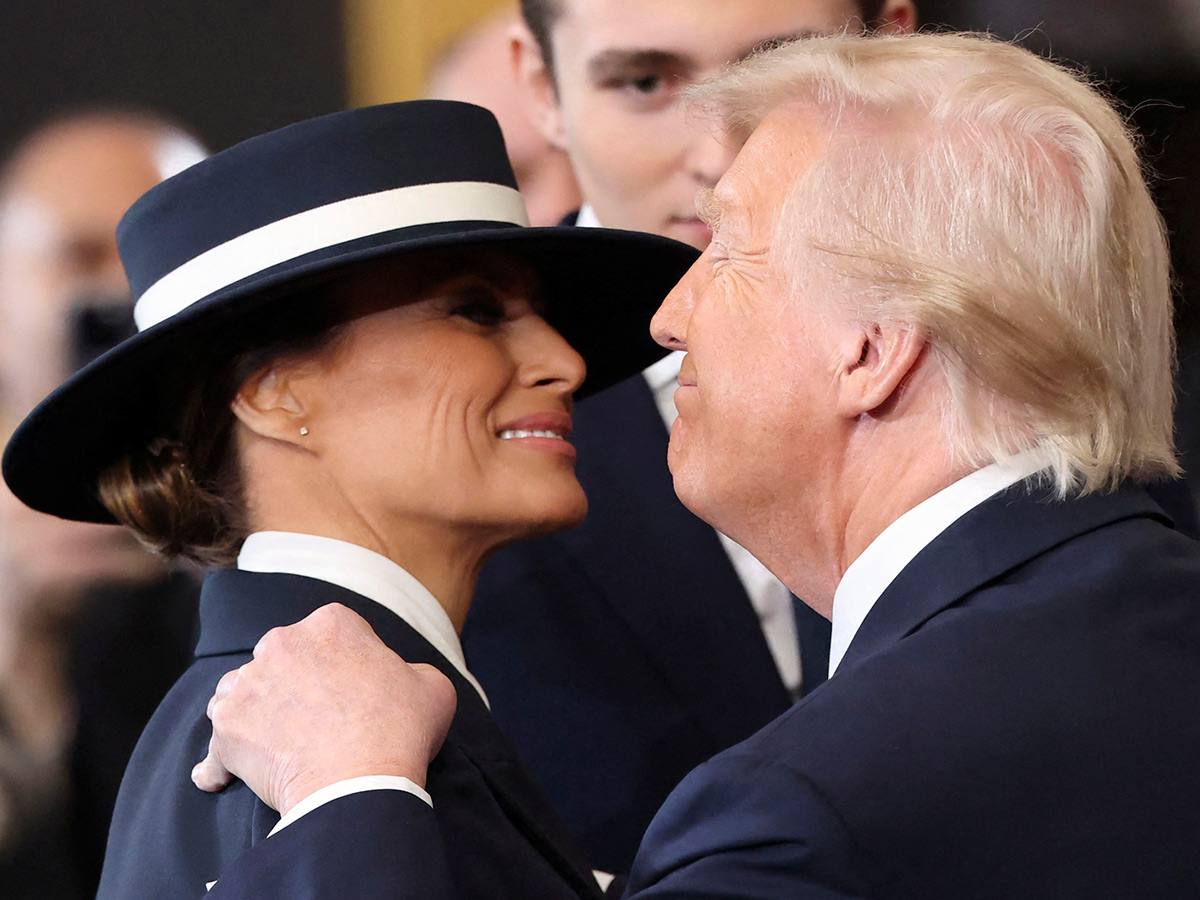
left=496, top=413, right=576, bottom=457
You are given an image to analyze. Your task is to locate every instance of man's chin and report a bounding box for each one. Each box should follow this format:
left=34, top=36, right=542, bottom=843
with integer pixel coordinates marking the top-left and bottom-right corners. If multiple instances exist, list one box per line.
left=667, top=464, right=712, bottom=525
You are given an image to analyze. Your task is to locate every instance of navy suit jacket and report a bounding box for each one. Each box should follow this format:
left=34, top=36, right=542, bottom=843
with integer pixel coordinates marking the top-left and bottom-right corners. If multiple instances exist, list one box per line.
left=209, top=481, right=1200, bottom=899
left=98, top=569, right=601, bottom=900
left=464, top=372, right=830, bottom=873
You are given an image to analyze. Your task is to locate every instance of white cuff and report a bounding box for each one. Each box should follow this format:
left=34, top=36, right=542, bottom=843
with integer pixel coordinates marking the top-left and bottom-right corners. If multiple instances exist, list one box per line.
left=267, top=776, right=432, bottom=837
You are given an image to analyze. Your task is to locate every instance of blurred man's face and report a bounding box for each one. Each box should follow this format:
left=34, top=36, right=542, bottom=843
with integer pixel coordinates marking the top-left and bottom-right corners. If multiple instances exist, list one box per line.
left=516, top=0, right=913, bottom=249
left=0, top=121, right=205, bottom=602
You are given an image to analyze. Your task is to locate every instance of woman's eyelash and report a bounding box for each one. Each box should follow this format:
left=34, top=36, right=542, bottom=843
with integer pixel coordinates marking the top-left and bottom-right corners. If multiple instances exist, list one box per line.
left=452, top=296, right=506, bottom=326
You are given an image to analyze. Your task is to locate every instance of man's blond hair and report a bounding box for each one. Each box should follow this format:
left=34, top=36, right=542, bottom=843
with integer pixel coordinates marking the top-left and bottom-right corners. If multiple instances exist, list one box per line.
left=693, top=32, right=1177, bottom=495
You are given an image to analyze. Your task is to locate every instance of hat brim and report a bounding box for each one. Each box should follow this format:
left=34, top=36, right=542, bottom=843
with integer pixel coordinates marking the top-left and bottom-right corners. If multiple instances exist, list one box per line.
left=3, top=225, right=697, bottom=524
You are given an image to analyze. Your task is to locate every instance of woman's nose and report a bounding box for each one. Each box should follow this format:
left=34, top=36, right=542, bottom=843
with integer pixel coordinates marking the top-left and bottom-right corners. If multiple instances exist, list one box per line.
left=520, top=316, right=587, bottom=394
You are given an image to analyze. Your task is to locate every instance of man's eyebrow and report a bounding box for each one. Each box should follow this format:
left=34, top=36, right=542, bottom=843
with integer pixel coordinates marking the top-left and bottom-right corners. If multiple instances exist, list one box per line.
left=586, top=49, right=695, bottom=82
left=695, top=188, right=727, bottom=232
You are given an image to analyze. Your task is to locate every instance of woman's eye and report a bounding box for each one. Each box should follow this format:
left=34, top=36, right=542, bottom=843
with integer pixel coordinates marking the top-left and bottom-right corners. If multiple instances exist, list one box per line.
left=452, top=298, right=505, bottom=327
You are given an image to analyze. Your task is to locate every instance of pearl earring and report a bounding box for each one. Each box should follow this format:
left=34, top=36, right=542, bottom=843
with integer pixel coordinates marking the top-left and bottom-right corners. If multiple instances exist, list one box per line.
left=299, top=426, right=309, bottom=436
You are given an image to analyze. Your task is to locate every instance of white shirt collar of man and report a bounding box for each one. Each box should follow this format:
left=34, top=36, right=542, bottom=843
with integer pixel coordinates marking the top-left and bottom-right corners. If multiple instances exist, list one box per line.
left=237, top=531, right=489, bottom=706
left=574, top=202, right=602, bottom=230
left=828, top=451, right=1049, bottom=678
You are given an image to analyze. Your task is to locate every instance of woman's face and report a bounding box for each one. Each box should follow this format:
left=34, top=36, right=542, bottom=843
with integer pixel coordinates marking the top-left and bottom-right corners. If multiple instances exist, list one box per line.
left=287, top=251, right=588, bottom=551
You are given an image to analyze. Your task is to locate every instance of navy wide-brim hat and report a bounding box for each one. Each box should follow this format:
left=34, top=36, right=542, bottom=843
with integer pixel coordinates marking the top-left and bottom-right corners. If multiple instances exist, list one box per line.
left=3, top=100, right=698, bottom=524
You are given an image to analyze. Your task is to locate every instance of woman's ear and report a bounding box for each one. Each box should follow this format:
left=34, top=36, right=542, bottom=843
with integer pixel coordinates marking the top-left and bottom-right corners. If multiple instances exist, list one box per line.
left=231, top=365, right=309, bottom=445
left=511, top=23, right=568, bottom=151
left=835, top=322, right=928, bottom=419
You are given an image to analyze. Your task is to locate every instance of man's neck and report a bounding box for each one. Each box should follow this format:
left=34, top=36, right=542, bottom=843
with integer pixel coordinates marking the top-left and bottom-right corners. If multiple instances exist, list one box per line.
left=759, top=422, right=972, bottom=618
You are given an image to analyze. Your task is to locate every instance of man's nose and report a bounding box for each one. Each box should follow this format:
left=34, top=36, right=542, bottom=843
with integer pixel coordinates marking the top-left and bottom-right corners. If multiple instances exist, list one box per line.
left=650, top=265, right=697, bottom=351
left=687, top=129, right=739, bottom=187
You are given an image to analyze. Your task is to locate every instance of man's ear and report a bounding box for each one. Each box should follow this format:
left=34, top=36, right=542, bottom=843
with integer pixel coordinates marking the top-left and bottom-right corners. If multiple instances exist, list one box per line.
left=510, top=23, right=568, bottom=151
left=231, top=365, right=309, bottom=446
left=835, top=322, right=928, bottom=419
left=875, top=0, right=917, bottom=34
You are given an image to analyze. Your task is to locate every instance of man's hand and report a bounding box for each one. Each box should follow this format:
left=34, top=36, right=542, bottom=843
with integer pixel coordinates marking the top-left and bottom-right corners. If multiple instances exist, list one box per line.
left=191, top=603, right=457, bottom=817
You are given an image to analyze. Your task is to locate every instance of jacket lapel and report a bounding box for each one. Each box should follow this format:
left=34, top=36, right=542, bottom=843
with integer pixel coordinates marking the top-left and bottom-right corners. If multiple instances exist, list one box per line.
left=838, top=482, right=1171, bottom=674
left=195, top=570, right=600, bottom=898
left=446, top=691, right=603, bottom=898
left=553, top=376, right=793, bottom=747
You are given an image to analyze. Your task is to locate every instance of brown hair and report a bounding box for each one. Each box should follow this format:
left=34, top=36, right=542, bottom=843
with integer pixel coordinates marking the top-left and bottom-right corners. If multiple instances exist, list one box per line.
left=98, top=286, right=346, bottom=567
left=520, top=0, right=889, bottom=72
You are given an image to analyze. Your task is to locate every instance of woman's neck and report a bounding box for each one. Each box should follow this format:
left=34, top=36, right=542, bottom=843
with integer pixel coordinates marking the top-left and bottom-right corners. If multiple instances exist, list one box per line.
left=246, top=514, right=493, bottom=632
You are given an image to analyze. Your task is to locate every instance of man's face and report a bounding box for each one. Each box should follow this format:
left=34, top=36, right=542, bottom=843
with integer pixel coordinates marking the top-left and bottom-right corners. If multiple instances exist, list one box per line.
left=519, top=0, right=909, bottom=248
left=0, top=121, right=205, bottom=601
left=0, top=124, right=194, bottom=414
left=650, top=107, right=854, bottom=546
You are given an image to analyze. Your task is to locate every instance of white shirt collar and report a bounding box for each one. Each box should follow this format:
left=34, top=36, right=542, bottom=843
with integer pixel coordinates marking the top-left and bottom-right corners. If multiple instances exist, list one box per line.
left=828, top=452, right=1048, bottom=678
left=575, top=203, right=603, bottom=229
left=237, top=531, right=488, bottom=706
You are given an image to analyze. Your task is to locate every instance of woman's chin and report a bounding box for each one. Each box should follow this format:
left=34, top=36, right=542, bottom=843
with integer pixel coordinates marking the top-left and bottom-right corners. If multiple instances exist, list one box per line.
left=504, top=492, right=588, bottom=542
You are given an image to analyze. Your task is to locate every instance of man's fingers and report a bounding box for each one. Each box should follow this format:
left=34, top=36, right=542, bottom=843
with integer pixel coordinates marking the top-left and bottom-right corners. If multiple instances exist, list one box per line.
left=410, top=663, right=457, bottom=714
left=192, top=738, right=236, bottom=793
left=207, top=667, right=242, bottom=719
left=409, top=663, right=458, bottom=754
left=197, top=666, right=246, bottom=794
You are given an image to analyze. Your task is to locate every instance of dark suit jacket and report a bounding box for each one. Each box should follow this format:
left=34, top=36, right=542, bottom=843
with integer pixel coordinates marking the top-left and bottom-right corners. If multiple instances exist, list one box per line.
left=209, top=481, right=1200, bottom=899
left=464, top=372, right=830, bottom=873
left=97, top=569, right=601, bottom=900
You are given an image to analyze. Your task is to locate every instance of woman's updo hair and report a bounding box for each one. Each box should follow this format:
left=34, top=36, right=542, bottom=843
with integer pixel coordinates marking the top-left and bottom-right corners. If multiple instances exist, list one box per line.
left=98, top=284, right=348, bottom=567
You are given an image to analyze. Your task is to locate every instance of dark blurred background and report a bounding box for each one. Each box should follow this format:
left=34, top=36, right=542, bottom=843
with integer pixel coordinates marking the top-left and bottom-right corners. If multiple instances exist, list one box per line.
left=0, top=0, right=347, bottom=158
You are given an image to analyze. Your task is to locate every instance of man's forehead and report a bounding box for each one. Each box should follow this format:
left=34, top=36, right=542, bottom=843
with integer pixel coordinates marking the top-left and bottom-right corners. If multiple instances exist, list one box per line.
left=711, top=105, right=830, bottom=227
left=557, top=0, right=865, bottom=63
left=584, top=30, right=823, bottom=78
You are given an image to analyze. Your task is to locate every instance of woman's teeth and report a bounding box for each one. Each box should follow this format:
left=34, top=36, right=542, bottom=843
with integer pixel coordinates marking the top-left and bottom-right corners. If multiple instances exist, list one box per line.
left=499, top=429, right=565, bottom=441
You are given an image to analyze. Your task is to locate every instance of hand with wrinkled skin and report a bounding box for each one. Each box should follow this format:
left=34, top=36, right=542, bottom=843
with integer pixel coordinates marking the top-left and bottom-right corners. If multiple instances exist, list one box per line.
left=192, top=602, right=457, bottom=816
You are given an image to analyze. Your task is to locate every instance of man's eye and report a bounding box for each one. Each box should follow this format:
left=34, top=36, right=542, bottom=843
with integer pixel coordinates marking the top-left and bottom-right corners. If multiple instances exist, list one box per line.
left=609, top=72, right=674, bottom=106
left=629, top=74, right=663, bottom=95
left=452, top=299, right=505, bottom=327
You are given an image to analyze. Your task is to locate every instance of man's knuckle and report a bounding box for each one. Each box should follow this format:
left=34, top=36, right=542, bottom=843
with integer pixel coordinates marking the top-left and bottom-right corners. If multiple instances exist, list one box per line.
left=254, top=625, right=287, bottom=658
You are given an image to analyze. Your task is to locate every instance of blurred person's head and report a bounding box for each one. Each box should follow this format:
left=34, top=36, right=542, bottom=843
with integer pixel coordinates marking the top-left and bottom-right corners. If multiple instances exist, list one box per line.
left=427, top=10, right=582, bottom=226
left=514, top=0, right=916, bottom=248
left=0, top=112, right=206, bottom=605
